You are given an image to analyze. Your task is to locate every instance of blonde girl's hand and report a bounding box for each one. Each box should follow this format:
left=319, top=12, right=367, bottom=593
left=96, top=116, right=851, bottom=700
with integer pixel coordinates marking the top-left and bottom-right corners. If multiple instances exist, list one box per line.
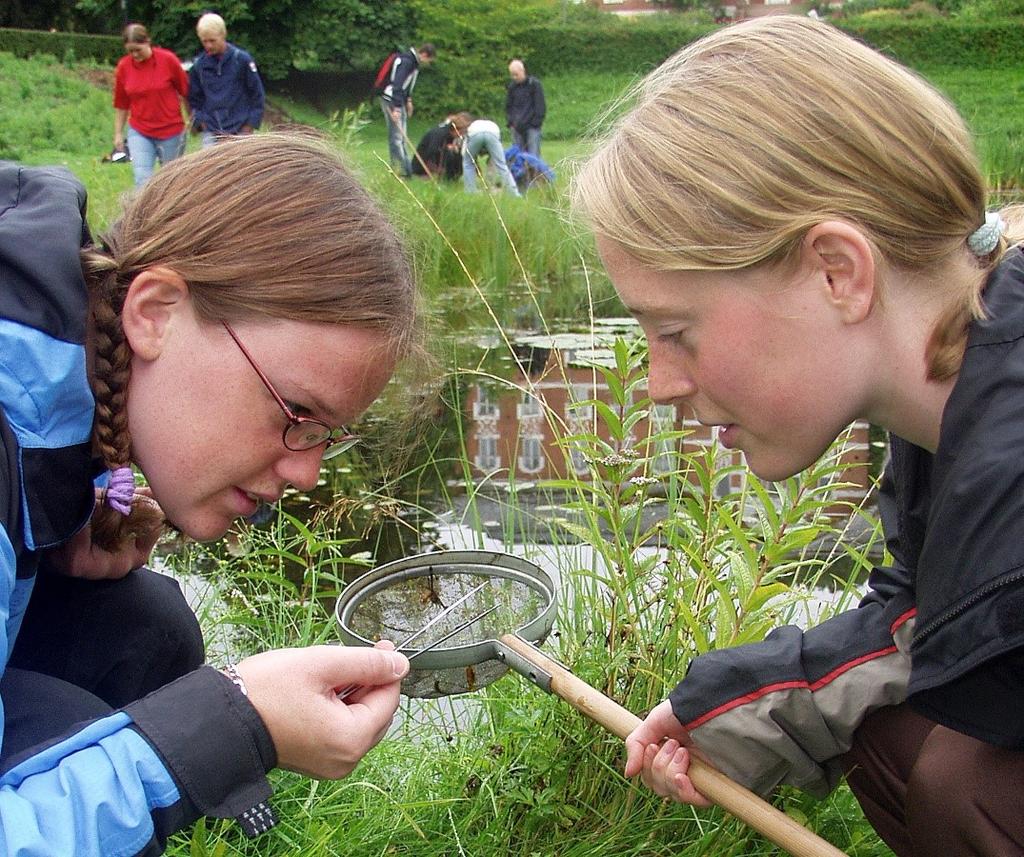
left=234, top=641, right=408, bottom=779
left=41, top=488, right=164, bottom=580
left=624, top=698, right=713, bottom=808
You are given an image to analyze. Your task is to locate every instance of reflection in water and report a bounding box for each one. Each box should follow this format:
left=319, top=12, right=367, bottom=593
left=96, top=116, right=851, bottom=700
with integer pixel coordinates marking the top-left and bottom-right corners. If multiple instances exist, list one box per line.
left=160, top=325, right=878, bottom=663
left=202, top=325, right=876, bottom=567
left=347, top=571, right=544, bottom=648
left=462, top=327, right=875, bottom=526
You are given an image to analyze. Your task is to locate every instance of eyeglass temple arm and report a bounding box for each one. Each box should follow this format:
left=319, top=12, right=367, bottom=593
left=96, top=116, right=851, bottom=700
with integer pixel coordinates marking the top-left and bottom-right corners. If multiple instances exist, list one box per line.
left=221, top=322, right=299, bottom=421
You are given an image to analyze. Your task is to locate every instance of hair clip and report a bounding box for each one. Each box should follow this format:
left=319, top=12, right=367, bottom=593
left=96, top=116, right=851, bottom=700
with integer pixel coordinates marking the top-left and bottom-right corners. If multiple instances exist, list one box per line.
left=104, top=466, right=135, bottom=516
left=967, top=211, right=1004, bottom=257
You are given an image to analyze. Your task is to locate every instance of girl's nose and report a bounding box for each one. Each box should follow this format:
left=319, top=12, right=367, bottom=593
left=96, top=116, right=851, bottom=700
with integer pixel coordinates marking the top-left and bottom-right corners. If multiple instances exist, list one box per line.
left=274, top=447, right=323, bottom=493
left=646, top=344, right=697, bottom=405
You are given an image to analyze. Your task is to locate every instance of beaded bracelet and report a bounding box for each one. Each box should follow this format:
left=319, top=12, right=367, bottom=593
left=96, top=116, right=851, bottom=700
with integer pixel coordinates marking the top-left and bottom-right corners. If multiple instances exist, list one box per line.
left=222, top=662, right=248, bottom=697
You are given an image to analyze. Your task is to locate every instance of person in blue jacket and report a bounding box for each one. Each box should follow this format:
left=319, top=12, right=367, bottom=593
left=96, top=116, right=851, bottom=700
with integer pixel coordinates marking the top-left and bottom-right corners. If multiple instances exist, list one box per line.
left=188, top=13, right=265, bottom=147
left=0, top=132, right=416, bottom=854
left=574, top=17, right=1024, bottom=856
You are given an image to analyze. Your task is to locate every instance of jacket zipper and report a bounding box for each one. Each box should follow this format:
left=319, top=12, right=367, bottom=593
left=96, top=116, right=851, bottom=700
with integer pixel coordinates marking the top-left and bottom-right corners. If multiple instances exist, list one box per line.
left=914, top=568, right=1024, bottom=642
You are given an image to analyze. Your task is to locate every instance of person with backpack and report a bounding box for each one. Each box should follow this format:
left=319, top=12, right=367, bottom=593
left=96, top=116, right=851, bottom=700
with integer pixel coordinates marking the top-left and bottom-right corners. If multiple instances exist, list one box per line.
left=188, top=13, right=265, bottom=147
left=376, top=44, right=436, bottom=178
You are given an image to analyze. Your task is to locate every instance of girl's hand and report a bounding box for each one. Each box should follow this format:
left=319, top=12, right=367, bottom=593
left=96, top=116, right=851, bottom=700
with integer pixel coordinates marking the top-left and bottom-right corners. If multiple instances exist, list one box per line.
left=41, top=488, right=164, bottom=579
left=234, top=641, right=408, bottom=779
left=624, top=698, right=713, bottom=807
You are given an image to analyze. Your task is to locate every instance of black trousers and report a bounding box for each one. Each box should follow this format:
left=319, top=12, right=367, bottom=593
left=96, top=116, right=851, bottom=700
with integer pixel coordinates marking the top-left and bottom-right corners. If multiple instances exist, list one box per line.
left=1, top=567, right=205, bottom=768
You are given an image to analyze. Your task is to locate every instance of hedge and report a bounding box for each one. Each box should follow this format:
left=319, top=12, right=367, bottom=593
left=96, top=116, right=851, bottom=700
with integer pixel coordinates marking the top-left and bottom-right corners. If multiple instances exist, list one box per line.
left=3, top=15, right=1022, bottom=121
left=406, top=5, right=716, bottom=120
left=408, top=12, right=1024, bottom=121
left=0, top=27, right=121, bottom=66
left=840, top=18, right=1024, bottom=67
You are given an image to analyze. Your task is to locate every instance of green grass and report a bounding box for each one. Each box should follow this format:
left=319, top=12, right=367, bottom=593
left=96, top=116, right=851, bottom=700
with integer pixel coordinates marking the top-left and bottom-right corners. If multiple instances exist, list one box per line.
left=922, top=65, right=1024, bottom=191
left=162, top=338, right=892, bottom=856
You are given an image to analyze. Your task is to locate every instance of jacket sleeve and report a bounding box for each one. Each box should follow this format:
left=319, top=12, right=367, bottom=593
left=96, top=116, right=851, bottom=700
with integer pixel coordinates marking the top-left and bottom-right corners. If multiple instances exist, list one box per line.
left=240, top=52, right=265, bottom=129
left=172, top=53, right=189, bottom=101
left=669, top=468, right=916, bottom=798
left=533, top=79, right=546, bottom=127
left=187, top=62, right=206, bottom=129
left=1, top=531, right=275, bottom=856
left=387, top=56, right=414, bottom=106
left=0, top=662, right=277, bottom=856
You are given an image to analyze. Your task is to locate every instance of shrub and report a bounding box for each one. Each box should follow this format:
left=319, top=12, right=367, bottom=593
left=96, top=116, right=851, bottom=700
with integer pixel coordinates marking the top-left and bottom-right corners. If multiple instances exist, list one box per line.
left=839, top=18, right=1022, bottom=67
left=0, top=27, right=120, bottom=66
left=406, top=0, right=713, bottom=121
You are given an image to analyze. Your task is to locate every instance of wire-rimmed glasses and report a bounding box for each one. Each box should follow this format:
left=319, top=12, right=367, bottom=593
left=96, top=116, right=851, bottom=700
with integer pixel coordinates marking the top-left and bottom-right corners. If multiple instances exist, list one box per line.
left=222, top=321, right=359, bottom=460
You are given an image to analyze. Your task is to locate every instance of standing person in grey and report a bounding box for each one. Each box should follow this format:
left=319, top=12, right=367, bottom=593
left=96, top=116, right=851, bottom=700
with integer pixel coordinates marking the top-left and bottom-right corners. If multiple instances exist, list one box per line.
left=452, top=113, right=520, bottom=197
left=188, top=13, right=265, bottom=147
left=379, top=44, right=436, bottom=177
left=505, top=59, right=545, bottom=158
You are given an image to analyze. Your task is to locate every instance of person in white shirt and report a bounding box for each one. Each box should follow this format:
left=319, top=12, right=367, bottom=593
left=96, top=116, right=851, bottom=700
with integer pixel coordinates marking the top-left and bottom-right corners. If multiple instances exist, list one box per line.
left=452, top=113, right=520, bottom=197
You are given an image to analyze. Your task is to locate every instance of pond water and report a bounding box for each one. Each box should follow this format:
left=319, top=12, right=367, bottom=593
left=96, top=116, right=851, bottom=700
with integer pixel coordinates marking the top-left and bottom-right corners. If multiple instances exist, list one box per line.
left=166, top=510, right=869, bottom=743
left=262, top=322, right=877, bottom=549
left=160, top=322, right=881, bottom=693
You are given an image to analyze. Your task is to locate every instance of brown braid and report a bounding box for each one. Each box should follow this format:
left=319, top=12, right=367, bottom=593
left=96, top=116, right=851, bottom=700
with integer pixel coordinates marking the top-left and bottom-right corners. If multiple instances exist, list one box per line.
left=82, top=241, right=164, bottom=552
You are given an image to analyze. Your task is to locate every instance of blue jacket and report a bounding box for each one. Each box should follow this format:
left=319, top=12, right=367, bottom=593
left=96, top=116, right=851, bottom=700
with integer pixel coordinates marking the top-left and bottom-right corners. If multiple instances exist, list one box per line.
left=188, top=43, right=265, bottom=134
left=0, top=163, right=276, bottom=855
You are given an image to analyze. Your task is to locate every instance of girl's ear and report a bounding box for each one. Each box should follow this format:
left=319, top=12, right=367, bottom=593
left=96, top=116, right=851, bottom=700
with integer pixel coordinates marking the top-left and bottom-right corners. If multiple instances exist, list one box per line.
left=119, top=267, right=191, bottom=361
left=803, top=221, right=878, bottom=324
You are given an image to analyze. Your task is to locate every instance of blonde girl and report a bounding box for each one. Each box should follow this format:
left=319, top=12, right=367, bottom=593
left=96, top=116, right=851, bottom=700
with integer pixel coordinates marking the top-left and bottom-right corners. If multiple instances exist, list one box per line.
left=574, top=16, right=1024, bottom=855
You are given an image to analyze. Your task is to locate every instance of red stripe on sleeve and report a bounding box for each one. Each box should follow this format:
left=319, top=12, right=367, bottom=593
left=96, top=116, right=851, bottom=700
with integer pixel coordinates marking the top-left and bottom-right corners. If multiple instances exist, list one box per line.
left=685, top=645, right=900, bottom=731
left=890, top=607, right=916, bottom=635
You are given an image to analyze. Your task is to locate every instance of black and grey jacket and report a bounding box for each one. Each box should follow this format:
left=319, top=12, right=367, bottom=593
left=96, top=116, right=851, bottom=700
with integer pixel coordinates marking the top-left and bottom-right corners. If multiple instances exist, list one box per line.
left=671, top=248, right=1024, bottom=797
left=505, top=75, right=546, bottom=133
left=380, top=48, right=419, bottom=109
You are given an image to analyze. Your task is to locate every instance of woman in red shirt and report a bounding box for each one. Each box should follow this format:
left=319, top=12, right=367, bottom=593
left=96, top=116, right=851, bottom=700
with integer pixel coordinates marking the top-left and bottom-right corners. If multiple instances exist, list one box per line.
left=113, top=24, right=189, bottom=187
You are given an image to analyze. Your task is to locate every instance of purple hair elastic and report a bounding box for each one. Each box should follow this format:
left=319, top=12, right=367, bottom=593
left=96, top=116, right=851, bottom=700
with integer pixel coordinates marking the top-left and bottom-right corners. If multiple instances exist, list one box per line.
left=105, top=466, right=135, bottom=516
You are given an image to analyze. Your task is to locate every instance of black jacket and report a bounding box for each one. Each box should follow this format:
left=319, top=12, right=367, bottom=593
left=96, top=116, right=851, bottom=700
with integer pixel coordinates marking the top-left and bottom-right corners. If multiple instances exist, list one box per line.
left=413, top=122, right=461, bottom=180
left=505, top=75, right=545, bottom=133
left=668, top=248, right=1024, bottom=797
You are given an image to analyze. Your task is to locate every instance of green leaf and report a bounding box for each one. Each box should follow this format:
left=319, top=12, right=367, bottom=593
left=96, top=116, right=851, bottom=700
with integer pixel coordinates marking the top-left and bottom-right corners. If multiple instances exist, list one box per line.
left=743, top=581, right=790, bottom=614
left=727, top=550, right=755, bottom=603
left=591, top=400, right=624, bottom=439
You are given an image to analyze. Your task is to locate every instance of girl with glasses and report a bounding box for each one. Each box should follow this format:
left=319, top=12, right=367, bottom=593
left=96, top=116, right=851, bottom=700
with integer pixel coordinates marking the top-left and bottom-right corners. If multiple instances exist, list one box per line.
left=0, top=133, right=419, bottom=852
left=573, top=16, right=1024, bottom=856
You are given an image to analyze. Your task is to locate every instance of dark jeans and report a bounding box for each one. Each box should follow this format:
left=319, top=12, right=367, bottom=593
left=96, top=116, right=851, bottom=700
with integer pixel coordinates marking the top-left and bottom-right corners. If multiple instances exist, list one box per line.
left=840, top=703, right=1024, bottom=856
left=1, top=567, right=204, bottom=768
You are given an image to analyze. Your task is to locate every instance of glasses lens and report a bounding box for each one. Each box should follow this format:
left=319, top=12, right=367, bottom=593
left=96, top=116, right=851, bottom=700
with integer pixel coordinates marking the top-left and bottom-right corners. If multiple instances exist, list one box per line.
left=322, top=436, right=360, bottom=460
left=284, top=420, right=332, bottom=451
